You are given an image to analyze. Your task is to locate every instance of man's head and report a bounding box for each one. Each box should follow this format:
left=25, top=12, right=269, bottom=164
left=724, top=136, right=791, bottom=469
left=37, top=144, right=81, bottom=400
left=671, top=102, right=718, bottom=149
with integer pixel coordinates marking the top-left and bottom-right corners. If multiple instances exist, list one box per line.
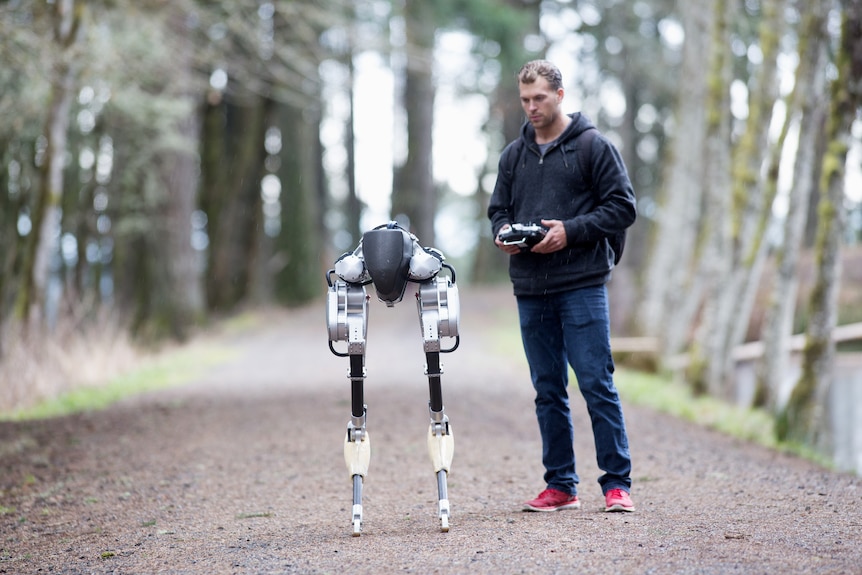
left=517, top=60, right=565, bottom=133
left=517, top=60, right=563, bottom=91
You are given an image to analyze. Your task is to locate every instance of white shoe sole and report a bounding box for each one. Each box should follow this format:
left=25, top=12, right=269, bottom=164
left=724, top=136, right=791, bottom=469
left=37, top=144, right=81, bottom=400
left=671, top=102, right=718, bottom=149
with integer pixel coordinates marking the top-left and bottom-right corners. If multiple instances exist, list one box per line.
left=523, top=501, right=581, bottom=512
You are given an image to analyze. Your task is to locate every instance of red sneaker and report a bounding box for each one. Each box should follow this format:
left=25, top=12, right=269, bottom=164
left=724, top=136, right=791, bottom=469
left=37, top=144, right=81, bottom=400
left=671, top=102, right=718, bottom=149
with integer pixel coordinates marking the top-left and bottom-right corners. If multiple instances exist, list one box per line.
left=523, top=488, right=580, bottom=512
left=604, top=488, right=635, bottom=512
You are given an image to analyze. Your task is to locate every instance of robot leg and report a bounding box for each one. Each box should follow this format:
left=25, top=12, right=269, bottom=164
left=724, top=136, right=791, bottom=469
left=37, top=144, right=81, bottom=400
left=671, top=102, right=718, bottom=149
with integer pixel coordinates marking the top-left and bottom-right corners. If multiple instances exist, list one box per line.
left=426, top=350, right=454, bottom=532
left=344, top=353, right=370, bottom=537
left=417, top=275, right=460, bottom=532
left=327, top=277, right=370, bottom=536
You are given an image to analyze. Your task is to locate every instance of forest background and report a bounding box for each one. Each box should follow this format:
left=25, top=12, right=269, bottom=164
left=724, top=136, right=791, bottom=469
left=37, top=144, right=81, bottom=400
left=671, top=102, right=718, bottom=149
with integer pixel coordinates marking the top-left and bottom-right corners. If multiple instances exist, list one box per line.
left=1, top=0, right=861, bottom=469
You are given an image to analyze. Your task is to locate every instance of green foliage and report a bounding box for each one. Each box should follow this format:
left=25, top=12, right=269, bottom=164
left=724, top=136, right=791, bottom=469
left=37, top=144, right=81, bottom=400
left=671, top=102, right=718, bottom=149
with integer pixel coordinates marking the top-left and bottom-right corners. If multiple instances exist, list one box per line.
left=684, top=342, right=709, bottom=396
left=616, top=369, right=776, bottom=445
left=777, top=336, right=826, bottom=443
left=1, top=345, right=234, bottom=421
left=616, top=369, right=832, bottom=468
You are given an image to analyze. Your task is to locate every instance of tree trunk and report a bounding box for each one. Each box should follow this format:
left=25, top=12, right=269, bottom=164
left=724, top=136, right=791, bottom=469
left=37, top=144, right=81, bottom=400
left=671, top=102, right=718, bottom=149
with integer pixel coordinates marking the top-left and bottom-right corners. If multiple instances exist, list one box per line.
left=778, top=1, right=862, bottom=448
left=0, top=147, right=22, bottom=357
left=685, top=0, right=735, bottom=396
left=200, top=96, right=267, bottom=312
left=148, top=5, right=204, bottom=339
left=15, top=0, right=81, bottom=328
left=756, top=6, right=830, bottom=409
left=391, top=0, right=436, bottom=244
left=273, top=101, right=323, bottom=306
left=638, top=0, right=712, bottom=357
left=748, top=96, right=794, bottom=408
left=616, top=44, right=648, bottom=278
left=198, top=94, right=228, bottom=307
left=710, top=0, right=789, bottom=399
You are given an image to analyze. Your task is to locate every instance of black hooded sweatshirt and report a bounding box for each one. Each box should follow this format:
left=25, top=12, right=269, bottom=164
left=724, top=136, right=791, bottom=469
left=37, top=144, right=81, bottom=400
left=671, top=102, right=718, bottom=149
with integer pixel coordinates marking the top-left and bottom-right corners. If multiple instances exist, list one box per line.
left=488, top=112, right=637, bottom=297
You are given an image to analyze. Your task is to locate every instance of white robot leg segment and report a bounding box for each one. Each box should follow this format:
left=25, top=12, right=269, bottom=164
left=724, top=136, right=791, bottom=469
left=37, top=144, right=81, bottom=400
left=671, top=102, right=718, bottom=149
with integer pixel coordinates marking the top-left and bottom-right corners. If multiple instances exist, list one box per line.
left=417, top=275, right=460, bottom=532
left=344, top=426, right=370, bottom=536
left=326, top=278, right=371, bottom=536
left=427, top=413, right=454, bottom=531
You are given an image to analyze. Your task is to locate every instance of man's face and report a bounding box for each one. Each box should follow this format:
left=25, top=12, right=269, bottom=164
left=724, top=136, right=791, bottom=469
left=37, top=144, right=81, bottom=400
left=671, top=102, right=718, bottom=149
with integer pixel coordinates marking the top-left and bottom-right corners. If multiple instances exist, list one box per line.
left=519, top=77, right=563, bottom=130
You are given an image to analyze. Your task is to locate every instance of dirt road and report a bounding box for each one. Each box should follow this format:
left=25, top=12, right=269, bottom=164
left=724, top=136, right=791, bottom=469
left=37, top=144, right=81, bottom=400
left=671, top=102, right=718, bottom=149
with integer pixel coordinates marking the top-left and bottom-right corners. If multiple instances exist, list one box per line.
left=1, top=286, right=860, bottom=574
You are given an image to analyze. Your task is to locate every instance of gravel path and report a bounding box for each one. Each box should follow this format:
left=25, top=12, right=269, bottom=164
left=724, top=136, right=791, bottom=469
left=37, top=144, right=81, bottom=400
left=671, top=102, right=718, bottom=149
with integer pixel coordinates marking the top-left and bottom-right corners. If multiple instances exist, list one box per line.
left=1, top=286, right=860, bottom=574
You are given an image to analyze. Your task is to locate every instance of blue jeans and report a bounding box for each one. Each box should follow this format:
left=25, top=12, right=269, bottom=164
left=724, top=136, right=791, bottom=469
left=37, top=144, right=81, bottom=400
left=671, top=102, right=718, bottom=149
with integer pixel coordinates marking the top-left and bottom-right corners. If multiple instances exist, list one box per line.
left=517, top=285, right=632, bottom=496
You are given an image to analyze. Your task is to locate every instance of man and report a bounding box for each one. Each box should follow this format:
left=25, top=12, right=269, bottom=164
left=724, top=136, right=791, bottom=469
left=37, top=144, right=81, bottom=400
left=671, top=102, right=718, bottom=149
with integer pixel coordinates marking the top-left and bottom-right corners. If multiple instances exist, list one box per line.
left=488, top=60, right=637, bottom=513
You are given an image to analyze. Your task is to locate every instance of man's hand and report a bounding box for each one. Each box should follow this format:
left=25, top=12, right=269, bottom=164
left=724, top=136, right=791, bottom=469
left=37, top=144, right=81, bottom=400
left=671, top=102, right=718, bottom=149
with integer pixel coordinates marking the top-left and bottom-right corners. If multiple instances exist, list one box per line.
left=494, top=224, right=522, bottom=255
left=531, top=219, right=567, bottom=253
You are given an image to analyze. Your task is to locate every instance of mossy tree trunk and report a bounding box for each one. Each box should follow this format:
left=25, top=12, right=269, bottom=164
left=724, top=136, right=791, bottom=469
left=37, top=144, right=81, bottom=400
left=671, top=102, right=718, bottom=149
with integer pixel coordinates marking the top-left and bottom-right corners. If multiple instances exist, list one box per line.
left=756, top=5, right=830, bottom=410
left=704, top=0, right=789, bottom=399
left=684, top=0, right=734, bottom=395
left=778, top=1, right=862, bottom=447
left=639, top=0, right=712, bottom=359
left=14, top=0, right=82, bottom=328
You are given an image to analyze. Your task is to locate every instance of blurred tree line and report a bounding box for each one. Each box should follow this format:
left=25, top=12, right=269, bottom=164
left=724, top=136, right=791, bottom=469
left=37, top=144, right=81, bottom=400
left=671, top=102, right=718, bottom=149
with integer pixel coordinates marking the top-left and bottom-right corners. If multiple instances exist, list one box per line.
left=1, top=0, right=861, bottom=452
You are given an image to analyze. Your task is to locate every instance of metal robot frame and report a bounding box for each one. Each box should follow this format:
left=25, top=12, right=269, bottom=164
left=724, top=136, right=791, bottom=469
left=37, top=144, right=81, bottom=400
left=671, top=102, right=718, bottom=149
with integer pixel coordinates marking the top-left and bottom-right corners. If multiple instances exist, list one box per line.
left=326, top=222, right=460, bottom=536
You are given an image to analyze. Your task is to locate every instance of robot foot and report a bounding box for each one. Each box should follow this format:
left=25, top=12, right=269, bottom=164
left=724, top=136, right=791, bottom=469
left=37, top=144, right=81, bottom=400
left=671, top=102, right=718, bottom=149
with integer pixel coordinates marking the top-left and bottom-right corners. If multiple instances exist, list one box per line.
left=428, top=422, right=454, bottom=533
left=437, top=470, right=450, bottom=532
left=351, top=474, right=363, bottom=536
left=344, top=425, right=370, bottom=536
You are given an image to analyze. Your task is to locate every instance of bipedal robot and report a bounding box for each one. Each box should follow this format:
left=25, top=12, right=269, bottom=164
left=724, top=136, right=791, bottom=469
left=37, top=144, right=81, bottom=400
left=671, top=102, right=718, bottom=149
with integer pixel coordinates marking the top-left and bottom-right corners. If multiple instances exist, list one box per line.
left=325, top=222, right=460, bottom=536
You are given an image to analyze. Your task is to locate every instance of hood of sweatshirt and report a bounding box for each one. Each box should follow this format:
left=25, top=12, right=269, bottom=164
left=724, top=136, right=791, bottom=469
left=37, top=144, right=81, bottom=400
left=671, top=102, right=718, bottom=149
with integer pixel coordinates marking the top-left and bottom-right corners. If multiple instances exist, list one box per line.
left=519, top=112, right=595, bottom=150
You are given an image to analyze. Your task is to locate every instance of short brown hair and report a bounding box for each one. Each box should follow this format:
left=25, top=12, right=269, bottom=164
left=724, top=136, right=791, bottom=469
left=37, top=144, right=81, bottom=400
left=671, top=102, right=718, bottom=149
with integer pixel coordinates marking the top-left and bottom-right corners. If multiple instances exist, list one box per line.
left=517, top=60, right=563, bottom=91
